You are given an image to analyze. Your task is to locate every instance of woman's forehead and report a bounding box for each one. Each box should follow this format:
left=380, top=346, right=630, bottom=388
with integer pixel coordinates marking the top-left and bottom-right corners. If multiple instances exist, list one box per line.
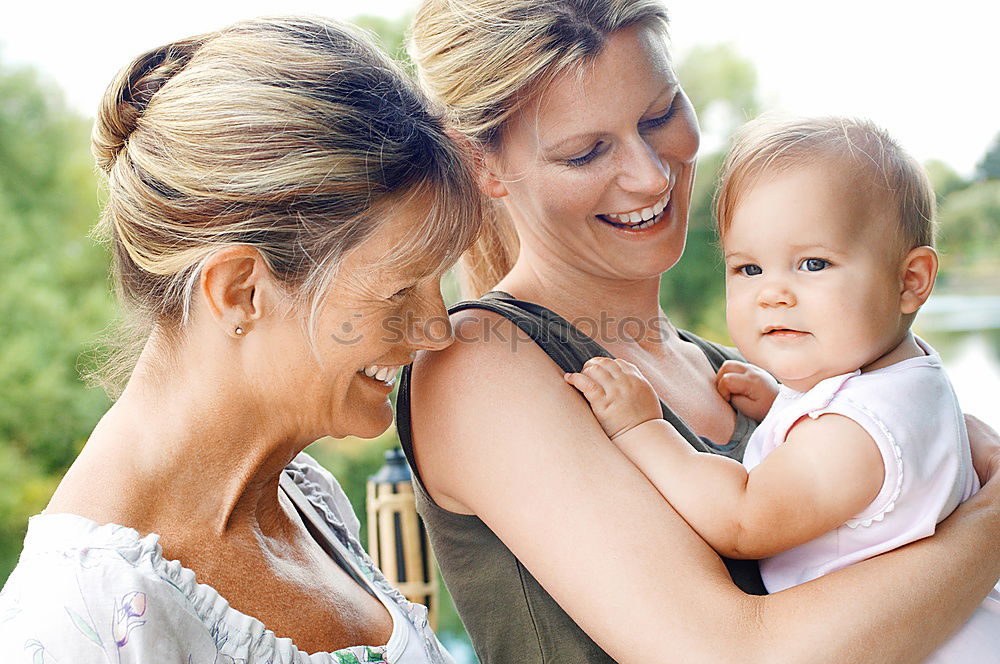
left=519, top=26, right=677, bottom=146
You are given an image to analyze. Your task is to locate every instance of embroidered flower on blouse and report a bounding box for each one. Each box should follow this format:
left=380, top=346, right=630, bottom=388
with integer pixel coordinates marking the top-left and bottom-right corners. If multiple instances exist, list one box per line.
left=112, top=591, right=147, bottom=648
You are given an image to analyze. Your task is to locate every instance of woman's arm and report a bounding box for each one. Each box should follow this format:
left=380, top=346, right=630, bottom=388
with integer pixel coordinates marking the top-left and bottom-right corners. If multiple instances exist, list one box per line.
left=567, top=356, right=884, bottom=559
left=409, top=310, right=1000, bottom=664
left=611, top=415, right=884, bottom=559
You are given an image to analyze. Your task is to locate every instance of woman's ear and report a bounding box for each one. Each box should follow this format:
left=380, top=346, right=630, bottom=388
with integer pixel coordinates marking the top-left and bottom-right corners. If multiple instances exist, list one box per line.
left=899, top=246, right=938, bottom=315
left=478, top=150, right=509, bottom=199
left=199, top=246, right=270, bottom=337
left=444, top=127, right=508, bottom=199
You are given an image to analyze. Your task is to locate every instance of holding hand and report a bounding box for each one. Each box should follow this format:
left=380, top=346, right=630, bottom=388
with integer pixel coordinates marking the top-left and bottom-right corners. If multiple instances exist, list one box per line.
left=715, top=360, right=779, bottom=423
left=564, top=357, right=663, bottom=440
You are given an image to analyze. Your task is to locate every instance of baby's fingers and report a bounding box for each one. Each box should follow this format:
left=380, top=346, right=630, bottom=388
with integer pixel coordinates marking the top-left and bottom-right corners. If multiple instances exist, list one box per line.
left=564, top=371, right=606, bottom=403
left=717, top=371, right=757, bottom=400
left=580, top=358, right=618, bottom=384
left=716, top=360, right=750, bottom=380
left=583, top=356, right=625, bottom=378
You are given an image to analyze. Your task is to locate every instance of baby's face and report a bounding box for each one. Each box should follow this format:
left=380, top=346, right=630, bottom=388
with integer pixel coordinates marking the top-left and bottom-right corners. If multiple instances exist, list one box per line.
left=722, top=160, right=908, bottom=392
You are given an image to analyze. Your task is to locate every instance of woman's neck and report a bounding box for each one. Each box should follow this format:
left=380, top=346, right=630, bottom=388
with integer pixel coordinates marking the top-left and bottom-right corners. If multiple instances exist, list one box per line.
left=496, top=252, right=673, bottom=349
left=50, top=336, right=307, bottom=540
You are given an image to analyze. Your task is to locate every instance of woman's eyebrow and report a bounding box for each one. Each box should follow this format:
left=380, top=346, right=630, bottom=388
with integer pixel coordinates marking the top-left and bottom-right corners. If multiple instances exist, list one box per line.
left=541, top=131, right=603, bottom=156
left=539, top=82, right=678, bottom=155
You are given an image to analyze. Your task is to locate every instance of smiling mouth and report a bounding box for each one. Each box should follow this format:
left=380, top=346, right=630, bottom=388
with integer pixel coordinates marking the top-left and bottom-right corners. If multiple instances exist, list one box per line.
left=596, top=190, right=671, bottom=231
left=356, top=364, right=400, bottom=388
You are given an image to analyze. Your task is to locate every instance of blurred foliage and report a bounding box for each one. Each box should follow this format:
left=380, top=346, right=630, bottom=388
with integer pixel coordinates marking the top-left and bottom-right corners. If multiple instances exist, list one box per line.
left=676, top=43, right=759, bottom=126
left=926, top=159, right=968, bottom=205
left=662, top=45, right=760, bottom=339
left=0, top=58, right=115, bottom=581
left=977, top=132, right=1000, bottom=181
left=0, top=16, right=997, bottom=663
left=352, top=13, right=413, bottom=65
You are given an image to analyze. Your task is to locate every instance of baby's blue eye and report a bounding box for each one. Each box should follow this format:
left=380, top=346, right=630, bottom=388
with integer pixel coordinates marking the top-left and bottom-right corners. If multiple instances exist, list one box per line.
left=739, top=264, right=763, bottom=276
left=800, top=258, right=830, bottom=272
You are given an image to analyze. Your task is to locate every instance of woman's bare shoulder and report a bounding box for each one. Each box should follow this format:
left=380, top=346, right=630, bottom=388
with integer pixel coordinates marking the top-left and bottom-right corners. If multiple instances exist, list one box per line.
left=413, top=306, right=555, bottom=389
left=408, top=307, right=570, bottom=503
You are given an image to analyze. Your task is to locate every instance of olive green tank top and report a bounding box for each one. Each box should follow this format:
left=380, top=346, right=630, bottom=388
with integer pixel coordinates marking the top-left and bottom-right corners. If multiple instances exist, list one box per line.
left=396, top=291, right=766, bottom=663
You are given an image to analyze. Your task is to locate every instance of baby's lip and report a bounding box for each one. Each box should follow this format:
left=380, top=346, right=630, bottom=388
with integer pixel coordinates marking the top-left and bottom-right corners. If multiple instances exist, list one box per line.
left=762, top=326, right=808, bottom=335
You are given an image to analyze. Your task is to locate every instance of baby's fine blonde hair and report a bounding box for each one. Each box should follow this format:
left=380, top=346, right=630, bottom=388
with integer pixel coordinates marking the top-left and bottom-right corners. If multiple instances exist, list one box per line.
left=91, top=16, right=482, bottom=396
left=715, top=116, right=936, bottom=252
left=408, top=0, right=671, bottom=296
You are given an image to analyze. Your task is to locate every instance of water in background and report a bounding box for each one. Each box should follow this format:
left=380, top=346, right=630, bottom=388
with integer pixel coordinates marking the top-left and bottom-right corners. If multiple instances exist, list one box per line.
left=917, top=295, right=1000, bottom=432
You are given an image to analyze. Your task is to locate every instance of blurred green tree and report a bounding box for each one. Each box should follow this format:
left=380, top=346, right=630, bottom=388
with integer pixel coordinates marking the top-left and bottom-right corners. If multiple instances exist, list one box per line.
left=925, top=159, right=969, bottom=206
left=352, top=14, right=412, bottom=65
left=937, top=180, right=1000, bottom=285
left=976, top=132, right=1000, bottom=181
left=0, top=58, right=115, bottom=580
left=661, top=44, right=760, bottom=340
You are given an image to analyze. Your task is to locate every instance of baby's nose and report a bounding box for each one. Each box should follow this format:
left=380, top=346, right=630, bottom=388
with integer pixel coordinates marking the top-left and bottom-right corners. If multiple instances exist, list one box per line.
left=757, top=283, right=796, bottom=307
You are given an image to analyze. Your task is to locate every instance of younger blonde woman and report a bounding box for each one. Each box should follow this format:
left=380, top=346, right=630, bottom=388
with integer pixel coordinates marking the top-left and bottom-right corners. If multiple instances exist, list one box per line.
left=568, top=117, right=1000, bottom=663
left=399, top=1, right=1000, bottom=661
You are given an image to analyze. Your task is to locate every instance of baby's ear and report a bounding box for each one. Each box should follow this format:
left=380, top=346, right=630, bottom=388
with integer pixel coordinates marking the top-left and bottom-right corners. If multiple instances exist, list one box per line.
left=899, top=246, right=938, bottom=314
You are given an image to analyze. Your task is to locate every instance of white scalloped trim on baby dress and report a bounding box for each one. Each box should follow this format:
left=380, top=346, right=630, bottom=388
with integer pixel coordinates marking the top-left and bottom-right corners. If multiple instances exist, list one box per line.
left=833, top=396, right=905, bottom=529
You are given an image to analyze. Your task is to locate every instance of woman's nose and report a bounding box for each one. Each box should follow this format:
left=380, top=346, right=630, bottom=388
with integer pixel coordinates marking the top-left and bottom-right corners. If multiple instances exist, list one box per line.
left=617, top=137, right=670, bottom=195
left=408, top=292, right=454, bottom=352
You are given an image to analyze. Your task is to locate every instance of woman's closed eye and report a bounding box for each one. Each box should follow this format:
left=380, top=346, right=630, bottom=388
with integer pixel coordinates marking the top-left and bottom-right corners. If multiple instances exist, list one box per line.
left=798, top=258, right=831, bottom=272
left=565, top=141, right=608, bottom=168
left=564, top=98, right=679, bottom=168
left=639, top=96, right=678, bottom=132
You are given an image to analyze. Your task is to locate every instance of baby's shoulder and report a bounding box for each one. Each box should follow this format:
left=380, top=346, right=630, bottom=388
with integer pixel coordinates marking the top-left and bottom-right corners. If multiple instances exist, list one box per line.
left=837, top=357, right=957, bottom=416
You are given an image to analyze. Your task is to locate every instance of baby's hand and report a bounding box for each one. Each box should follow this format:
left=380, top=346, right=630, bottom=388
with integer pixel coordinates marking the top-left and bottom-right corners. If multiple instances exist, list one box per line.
left=715, top=360, right=779, bottom=422
left=564, top=357, right=663, bottom=440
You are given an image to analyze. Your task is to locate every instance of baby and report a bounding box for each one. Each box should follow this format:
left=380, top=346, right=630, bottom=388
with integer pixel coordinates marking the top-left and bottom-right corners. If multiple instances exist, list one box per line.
left=566, top=117, right=1000, bottom=662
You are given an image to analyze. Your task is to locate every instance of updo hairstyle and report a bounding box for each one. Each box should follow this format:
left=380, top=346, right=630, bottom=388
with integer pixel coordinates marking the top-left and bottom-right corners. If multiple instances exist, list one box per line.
left=90, top=16, right=482, bottom=396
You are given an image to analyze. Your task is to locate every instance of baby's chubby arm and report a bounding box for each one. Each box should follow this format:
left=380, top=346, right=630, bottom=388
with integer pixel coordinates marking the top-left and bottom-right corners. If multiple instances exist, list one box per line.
left=715, top=359, right=779, bottom=423
left=565, top=357, right=885, bottom=559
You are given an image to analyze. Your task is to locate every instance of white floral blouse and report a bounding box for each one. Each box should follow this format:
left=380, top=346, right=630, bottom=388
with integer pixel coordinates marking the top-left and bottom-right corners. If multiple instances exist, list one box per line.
left=0, top=453, right=455, bottom=664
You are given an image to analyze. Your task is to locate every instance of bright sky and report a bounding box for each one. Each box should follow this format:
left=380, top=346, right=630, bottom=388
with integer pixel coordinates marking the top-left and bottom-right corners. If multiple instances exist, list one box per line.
left=1, top=0, right=997, bottom=177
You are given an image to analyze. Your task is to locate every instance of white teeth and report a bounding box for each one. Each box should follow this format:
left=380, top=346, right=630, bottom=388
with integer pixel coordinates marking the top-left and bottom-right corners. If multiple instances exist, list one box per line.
left=360, top=364, right=397, bottom=383
left=605, top=190, right=671, bottom=225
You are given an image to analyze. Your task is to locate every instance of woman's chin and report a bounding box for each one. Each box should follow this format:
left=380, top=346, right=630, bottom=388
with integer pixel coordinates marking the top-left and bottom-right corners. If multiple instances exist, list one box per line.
left=351, top=402, right=394, bottom=440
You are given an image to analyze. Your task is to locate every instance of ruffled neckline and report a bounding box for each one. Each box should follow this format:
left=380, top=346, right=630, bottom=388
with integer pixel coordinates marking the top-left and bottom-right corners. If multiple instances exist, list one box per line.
left=21, top=458, right=410, bottom=663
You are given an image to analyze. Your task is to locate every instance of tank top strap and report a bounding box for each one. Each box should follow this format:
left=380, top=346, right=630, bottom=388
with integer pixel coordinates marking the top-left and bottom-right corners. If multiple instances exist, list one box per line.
left=396, top=290, right=732, bottom=466
left=448, top=290, right=614, bottom=374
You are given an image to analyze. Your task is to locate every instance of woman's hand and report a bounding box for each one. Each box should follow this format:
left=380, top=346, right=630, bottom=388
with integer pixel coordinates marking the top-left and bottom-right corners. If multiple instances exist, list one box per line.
left=966, top=413, right=1000, bottom=485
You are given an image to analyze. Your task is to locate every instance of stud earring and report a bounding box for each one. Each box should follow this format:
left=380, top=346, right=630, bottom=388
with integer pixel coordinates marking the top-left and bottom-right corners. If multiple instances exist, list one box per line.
left=235, top=325, right=245, bottom=336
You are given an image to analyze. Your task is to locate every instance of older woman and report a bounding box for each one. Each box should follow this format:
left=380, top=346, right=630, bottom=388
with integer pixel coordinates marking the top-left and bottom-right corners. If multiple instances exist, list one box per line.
left=0, top=17, right=481, bottom=663
left=397, top=1, right=1000, bottom=662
